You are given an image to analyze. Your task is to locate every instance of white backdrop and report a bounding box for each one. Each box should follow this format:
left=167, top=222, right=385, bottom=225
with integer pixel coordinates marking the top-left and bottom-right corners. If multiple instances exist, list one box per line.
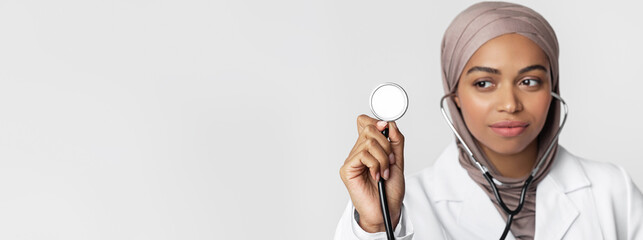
left=0, top=0, right=641, bottom=239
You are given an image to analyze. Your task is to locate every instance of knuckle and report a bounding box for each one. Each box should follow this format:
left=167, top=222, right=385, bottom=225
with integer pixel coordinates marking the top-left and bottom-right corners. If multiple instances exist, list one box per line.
left=358, top=150, right=369, bottom=160
left=357, top=114, right=369, bottom=126
left=363, top=124, right=376, bottom=134
left=366, top=138, right=377, bottom=148
left=357, top=114, right=367, bottom=122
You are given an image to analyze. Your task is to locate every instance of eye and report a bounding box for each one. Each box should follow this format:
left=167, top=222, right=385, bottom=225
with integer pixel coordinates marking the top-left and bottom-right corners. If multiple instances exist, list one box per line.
left=520, top=78, right=540, bottom=87
left=474, top=80, right=493, bottom=89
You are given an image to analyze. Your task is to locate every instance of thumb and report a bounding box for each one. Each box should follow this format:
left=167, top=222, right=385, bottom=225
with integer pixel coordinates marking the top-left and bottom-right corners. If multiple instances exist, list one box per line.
left=387, top=121, right=405, bottom=168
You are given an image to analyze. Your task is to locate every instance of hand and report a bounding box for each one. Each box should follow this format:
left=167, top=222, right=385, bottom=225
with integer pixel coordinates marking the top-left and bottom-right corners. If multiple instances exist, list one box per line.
left=339, top=114, right=406, bottom=233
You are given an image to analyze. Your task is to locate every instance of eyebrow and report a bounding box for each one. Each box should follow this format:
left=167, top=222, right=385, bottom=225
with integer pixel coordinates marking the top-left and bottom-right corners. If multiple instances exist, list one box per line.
left=518, top=64, right=548, bottom=74
left=466, top=64, right=548, bottom=75
left=466, top=66, right=499, bottom=75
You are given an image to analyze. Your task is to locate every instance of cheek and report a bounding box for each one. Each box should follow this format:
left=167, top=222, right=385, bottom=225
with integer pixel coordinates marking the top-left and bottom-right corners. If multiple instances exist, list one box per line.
left=459, top=95, right=492, bottom=131
left=525, top=93, right=552, bottom=129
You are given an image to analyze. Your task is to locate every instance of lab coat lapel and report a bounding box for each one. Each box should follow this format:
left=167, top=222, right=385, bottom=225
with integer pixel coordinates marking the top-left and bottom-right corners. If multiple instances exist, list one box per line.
left=432, top=142, right=516, bottom=239
left=534, top=146, right=589, bottom=240
left=457, top=180, right=517, bottom=240
left=533, top=177, right=579, bottom=240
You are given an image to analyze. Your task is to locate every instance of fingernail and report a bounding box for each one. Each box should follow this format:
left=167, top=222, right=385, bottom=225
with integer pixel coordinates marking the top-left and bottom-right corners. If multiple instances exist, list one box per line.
left=389, top=153, right=395, bottom=165
left=383, top=168, right=390, bottom=180
left=375, top=172, right=380, bottom=181
left=377, top=121, right=387, bottom=129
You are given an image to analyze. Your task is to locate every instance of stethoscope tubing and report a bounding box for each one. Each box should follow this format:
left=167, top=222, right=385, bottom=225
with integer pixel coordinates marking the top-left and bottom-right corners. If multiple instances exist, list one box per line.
left=379, top=178, right=395, bottom=240
left=379, top=128, right=396, bottom=240
left=439, top=91, right=568, bottom=240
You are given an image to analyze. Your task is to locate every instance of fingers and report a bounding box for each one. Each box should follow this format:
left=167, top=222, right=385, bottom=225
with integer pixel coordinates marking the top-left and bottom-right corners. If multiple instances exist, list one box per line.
left=344, top=135, right=392, bottom=180
left=356, top=114, right=390, bottom=137
left=346, top=148, right=390, bottom=181
left=340, top=150, right=377, bottom=182
left=347, top=115, right=402, bottom=181
left=375, top=120, right=388, bottom=131
left=387, top=121, right=405, bottom=169
left=365, top=138, right=391, bottom=180
left=357, top=114, right=387, bottom=134
left=361, top=124, right=393, bottom=155
left=347, top=123, right=392, bottom=161
left=356, top=151, right=380, bottom=181
left=356, top=114, right=375, bottom=133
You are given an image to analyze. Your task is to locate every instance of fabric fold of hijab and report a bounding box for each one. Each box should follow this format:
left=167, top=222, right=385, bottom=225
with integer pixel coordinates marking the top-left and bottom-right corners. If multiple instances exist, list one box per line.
left=440, top=2, right=560, bottom=239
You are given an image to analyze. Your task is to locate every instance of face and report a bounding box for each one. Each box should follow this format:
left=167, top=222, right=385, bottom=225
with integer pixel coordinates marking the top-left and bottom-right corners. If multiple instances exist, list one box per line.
left=455, top=33, right=552, bottom=156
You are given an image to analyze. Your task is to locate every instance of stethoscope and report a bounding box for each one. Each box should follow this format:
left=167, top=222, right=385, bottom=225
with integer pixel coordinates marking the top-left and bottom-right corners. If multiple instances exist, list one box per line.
left=369, top=82, right=409, bottom=240
left=439, top=91, right=569, bottom=240
left=369, top=83, right=568, bottom=240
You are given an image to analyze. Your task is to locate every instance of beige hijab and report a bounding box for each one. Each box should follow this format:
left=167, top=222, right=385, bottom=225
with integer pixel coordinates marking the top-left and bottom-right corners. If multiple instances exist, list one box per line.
left=440, top=2, right=561, bottom=239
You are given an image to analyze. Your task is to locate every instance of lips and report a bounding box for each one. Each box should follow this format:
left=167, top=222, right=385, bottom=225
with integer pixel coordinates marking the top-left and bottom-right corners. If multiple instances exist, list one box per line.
left=489, top=121, right=529, bottom=137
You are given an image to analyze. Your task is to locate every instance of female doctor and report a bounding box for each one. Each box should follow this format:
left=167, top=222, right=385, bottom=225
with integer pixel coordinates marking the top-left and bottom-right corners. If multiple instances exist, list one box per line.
left=335, top=2, right=643, bottom=240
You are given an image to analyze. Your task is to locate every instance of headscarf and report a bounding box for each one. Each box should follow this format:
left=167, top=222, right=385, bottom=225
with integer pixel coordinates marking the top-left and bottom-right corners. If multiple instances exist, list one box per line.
left=440, top=2, right=561, bottom=239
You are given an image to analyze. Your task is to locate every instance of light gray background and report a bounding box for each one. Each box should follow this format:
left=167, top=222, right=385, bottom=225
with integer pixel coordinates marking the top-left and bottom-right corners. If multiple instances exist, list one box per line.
left=0, top=0, right=641, bottom=239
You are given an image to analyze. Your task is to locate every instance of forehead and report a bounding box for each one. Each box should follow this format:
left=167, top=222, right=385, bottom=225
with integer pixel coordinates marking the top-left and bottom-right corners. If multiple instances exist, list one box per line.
left=465, top=33, right=549, bottom=71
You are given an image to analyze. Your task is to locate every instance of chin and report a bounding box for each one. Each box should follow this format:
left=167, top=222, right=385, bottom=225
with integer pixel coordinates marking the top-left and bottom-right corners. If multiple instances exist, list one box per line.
left=483, top=138, right=532, bottom=156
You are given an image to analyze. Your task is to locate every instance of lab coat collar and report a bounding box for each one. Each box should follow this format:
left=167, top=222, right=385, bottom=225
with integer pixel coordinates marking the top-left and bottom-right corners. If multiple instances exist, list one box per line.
left=429, top=142, right=591, bottom=239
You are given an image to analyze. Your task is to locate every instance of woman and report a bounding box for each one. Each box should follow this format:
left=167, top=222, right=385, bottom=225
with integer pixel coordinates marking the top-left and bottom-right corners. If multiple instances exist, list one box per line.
left=335, top=2, right=643, bottom=240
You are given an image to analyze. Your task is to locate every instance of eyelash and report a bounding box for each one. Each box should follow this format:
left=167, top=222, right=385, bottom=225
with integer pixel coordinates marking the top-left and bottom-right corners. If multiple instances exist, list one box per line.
left=472, top=78, right=541, bottom=89
left=520, top=78, right=541, bottom=87
left=473, top=80, right=493, bottom=89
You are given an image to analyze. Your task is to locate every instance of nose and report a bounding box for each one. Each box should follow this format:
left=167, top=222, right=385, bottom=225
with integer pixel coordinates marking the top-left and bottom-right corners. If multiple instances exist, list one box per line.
left=495, top=85, right=523, bottom=113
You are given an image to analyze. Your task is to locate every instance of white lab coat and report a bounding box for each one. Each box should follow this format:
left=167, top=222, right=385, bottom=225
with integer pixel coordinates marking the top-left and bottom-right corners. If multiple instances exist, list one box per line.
left=334, top=142, right=643, bottom=240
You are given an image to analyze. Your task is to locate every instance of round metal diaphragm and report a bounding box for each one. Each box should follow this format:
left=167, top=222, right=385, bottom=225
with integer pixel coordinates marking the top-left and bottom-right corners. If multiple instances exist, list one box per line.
left=369, top=82, right=408, bottom=121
